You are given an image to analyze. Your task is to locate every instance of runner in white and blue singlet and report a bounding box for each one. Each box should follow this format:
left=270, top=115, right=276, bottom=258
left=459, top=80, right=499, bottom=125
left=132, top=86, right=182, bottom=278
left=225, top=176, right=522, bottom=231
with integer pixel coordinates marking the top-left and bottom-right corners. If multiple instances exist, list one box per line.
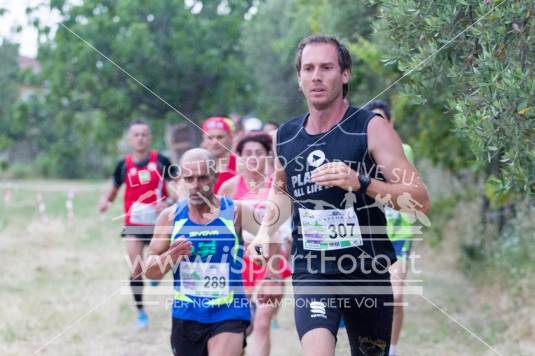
left=144, top=148, right=260, bottom=356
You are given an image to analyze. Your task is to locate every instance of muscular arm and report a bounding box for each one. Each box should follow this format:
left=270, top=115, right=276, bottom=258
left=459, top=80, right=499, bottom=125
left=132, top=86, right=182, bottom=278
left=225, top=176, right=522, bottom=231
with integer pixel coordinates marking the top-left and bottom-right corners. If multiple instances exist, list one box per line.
left=144, top=206, right=192, bottom=280
left=367, top=116, right=430, bottom=213
left=311, top=116, right=429, bottom=214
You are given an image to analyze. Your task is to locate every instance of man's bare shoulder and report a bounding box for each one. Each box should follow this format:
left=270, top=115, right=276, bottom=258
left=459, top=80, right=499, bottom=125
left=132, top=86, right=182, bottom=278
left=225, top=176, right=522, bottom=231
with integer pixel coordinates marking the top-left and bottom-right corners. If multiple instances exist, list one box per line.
left=367, top=115, right=402, bottom=151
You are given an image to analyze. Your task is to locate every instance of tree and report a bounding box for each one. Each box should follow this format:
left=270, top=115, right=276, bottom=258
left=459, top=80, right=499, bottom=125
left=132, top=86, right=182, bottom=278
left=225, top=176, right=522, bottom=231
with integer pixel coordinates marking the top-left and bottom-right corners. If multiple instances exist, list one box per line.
left=32, top=0, right=254, bottom=177
left=373, top=0, right=534, bottom=196
left=0, top=41, right=21, bottom=151
left=241, top=0, right=385, bottom=121
left=240, top=0, right=308, bottom=121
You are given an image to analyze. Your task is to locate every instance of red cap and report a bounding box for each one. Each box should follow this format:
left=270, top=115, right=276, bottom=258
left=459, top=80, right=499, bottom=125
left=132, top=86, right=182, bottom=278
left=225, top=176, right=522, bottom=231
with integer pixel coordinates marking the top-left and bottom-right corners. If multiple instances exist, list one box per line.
left=202, top=117, right=234, bottom=134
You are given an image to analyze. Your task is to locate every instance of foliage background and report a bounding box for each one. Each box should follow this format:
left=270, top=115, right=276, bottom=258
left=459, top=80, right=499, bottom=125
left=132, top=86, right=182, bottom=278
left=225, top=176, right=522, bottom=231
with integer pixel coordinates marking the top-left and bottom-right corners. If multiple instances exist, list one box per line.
left=0, top=0, right=533, bottom=281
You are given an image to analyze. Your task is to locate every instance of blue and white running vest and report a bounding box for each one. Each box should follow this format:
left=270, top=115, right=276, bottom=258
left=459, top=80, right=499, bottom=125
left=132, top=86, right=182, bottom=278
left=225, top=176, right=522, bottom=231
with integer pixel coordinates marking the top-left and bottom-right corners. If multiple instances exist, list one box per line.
left=170, top=197, right=250, bottom=324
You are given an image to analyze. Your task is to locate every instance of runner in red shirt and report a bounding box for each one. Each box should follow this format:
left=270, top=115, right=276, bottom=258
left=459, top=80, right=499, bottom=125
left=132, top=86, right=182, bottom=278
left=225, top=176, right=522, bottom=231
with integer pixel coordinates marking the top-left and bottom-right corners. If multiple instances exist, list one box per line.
left=99, top=119, right=177, bottom=329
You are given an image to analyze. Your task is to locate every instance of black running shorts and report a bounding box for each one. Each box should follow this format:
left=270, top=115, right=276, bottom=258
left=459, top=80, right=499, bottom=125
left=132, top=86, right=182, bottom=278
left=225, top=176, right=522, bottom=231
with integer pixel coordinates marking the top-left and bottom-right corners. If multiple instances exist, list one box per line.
left=170, top=318, right=248, bottom=356
left=120, top=225, right=153, bottom=245
left=293, top=272, right=393, bottom=356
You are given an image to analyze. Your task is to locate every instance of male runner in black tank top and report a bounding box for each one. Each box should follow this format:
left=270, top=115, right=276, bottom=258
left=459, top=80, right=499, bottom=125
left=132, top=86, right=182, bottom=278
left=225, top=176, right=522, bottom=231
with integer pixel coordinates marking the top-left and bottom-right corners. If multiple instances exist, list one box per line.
left=250, top=35, right=430, bottom=356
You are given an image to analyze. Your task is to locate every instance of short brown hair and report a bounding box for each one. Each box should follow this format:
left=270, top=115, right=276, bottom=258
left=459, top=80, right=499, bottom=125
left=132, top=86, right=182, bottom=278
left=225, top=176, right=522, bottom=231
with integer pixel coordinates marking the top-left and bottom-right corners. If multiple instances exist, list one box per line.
left=295, top=34, right=352, bottom=98
left=128, top=119, right=151, bottom=132
left=236, top=133, right=272, bottom=156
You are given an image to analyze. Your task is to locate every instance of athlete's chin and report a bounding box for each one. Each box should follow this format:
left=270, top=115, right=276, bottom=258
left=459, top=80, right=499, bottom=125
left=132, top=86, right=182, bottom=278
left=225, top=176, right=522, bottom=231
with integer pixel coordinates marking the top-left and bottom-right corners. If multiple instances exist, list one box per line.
left=135, top=144, right=149, bottom=152
left=189, top=193, right=202, bottom=204
left=245, top=163, right=260, bottom=172
left=309, top=99, right=333, bottom=111
left=190, top=196, right=210, bottom=206
left=210, top=147, right=226, bottom=158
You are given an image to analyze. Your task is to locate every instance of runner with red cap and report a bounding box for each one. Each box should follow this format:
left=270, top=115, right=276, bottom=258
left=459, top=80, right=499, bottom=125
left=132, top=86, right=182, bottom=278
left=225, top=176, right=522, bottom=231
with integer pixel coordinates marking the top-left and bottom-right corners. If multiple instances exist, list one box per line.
left=201, top=116, right=237, bottom=194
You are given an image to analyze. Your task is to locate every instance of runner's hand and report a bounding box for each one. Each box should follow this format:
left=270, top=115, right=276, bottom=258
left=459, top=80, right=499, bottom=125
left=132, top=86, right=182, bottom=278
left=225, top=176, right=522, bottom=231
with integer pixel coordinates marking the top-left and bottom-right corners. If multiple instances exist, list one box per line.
left=98, top=199, right=110, bottom=213
left=311, top=162, right=360, bottom=191
left=154, top=200, right=168, bottom=213
left=168, top=237, right=192, bottom=262
left=248, top=233, right=278, bottom=265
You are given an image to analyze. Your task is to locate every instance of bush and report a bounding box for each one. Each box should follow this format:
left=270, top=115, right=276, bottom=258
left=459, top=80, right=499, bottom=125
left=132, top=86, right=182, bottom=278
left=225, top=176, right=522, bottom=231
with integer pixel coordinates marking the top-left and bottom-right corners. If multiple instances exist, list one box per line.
left=373, top=0, right=535, bottom=194
left=5, top=163, right=36, bottom=179
left=461, top=201, right=535, bottom=285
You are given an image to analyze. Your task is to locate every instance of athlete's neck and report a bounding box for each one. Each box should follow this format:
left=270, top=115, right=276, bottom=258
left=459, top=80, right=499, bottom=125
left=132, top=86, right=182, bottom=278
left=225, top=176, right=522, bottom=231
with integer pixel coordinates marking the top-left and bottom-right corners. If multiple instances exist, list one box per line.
left=243, top=169, right=265, bottom=191
left=188, top=196, right=220, bottom=224
left=305, top=99, right=349, bottom=134
left=132, top=148, right=151, bottom=162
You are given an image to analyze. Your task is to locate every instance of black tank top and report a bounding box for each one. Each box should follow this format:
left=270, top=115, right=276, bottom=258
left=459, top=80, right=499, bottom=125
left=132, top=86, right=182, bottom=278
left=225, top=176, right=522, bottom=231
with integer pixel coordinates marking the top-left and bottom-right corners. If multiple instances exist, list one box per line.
left=276, top=106, right=396, bottom=275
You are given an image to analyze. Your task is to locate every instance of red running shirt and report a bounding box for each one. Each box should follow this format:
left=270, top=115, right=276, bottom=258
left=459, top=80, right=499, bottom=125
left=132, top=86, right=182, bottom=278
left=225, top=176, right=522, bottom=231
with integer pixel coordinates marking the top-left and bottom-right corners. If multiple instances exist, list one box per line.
left=123, top=150, right=168, bottom=226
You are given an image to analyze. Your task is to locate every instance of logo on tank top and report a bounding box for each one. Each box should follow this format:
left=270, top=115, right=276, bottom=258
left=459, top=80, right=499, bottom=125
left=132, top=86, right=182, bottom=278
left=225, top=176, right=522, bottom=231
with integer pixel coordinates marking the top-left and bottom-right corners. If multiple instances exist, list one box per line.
left=138, top=170, right=151, bottom=184
left=307, top=149, right=325, bottom=168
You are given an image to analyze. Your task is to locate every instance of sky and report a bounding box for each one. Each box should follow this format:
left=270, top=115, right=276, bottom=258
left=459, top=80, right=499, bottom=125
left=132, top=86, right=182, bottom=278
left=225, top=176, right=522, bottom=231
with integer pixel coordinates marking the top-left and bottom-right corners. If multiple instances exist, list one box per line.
left=0, top=0, right=62, bottom=57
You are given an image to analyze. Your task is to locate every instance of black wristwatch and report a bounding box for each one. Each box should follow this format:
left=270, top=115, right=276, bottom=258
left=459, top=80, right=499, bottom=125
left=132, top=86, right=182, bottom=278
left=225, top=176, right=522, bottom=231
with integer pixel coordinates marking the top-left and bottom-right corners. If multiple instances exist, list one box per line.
left=358, top=174, right=371, bottom=194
